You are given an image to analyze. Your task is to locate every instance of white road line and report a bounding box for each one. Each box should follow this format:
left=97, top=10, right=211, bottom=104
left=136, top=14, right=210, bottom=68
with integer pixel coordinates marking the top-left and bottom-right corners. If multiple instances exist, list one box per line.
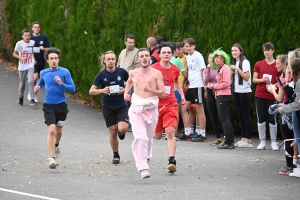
left=0, top=188, right=61, bottom=200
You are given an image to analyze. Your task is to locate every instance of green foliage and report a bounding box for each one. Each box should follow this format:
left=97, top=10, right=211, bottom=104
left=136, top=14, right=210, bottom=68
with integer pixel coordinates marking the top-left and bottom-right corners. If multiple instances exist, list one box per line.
left=3, top=0, right=300, bottom=136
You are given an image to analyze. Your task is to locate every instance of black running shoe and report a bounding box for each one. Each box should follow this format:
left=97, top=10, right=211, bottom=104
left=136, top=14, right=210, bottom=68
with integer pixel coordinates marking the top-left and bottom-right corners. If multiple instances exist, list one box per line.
left=217, top=143, right=235, bottom=149
left=177, top=132, right=190, bottom=141
left=192, top=134, right=208, bottom=142
left=118, top=130, right=125, bottom=140
left=112, top=156, right=120, bottom=164
left=19, top=98, right=23, bottom=106
left=30, top=99, right=37, bottom=106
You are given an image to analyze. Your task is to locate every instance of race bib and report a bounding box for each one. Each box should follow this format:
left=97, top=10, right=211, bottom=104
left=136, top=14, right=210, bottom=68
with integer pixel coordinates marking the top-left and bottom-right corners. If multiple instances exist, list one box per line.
left=33, top=47, right=40, bottom=53
left=57, top=120, right=65, bottom=128
left=164, top=86, right=171, bottom=94
left=109, top=85, right=120, bottom=93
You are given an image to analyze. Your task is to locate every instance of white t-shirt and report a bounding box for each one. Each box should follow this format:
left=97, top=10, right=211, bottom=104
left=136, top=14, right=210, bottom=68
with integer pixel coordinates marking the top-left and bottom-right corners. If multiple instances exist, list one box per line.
left=234, top=59, right=252, bottom=93
left=14, top=40, right=35, bottom=71
left=186, top=51, right=206, bottom=88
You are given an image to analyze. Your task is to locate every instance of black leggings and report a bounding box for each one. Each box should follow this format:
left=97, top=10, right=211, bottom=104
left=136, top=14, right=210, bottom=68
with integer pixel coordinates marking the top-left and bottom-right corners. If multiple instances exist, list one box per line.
left=279, top=118, right=294, bottom=168
left=234, top=92, right=252, bottom=139
left=206, top=89, right=221, bottom=138
left=255, top=97, right=276, bottom=125
left=216, top=95, right=234, bottom=144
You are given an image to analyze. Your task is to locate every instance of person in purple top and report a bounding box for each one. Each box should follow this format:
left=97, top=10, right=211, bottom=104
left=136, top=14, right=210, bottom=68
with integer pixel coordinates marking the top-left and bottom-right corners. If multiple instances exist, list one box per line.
left=203, top=52, right=222, bottom=145
left=34, top=47, right=76, bottom=169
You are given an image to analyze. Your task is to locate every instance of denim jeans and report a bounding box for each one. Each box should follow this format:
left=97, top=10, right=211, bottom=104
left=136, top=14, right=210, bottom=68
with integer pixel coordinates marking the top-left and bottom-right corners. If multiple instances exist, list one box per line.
left=292, top=112, right=300, bottom=155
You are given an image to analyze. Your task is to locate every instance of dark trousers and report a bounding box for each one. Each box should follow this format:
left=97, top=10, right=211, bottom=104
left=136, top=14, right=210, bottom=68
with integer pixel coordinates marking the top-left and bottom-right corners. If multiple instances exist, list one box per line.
left=279, top=118, right=294, bottom=168
left=206, top=89, right=221, bottom=138
left=216, top=95, right=234, bottom=145
left=234, top=92, right=252, bottom=139
left=255, top=97, right=276, bottom=125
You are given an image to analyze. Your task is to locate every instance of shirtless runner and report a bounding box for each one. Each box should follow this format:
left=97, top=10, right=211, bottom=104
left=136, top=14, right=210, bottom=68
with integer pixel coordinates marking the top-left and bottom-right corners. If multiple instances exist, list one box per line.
left=124, top=48, right=165, bottom=179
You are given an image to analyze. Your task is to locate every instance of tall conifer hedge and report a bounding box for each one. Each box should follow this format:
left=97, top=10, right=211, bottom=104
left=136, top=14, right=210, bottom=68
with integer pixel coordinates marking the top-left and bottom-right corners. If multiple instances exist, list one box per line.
left=2, top=0, right=300, bottom=135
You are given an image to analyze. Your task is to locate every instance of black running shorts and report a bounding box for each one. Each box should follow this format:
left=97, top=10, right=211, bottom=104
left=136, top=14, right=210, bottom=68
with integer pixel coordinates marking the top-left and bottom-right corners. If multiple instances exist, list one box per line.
left=43, top=102, right=69, bottom=127
left=102, top=106, right=129, bottom=127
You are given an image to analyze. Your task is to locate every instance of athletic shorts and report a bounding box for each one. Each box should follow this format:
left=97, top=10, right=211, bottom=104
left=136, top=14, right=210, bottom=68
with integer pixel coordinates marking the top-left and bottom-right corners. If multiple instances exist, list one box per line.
left=174, top=90, right=181, bottom=104
left=189, top=103, right=196, bottom=109
left=102, top=106, right=128, bottom=127
left=43, top=102, right=69, bottom=127
left=155, top=102, right=178, bottom=133
left=185, top=87, right=204, bottom=104
left=34, top=65, right=45, bottom=77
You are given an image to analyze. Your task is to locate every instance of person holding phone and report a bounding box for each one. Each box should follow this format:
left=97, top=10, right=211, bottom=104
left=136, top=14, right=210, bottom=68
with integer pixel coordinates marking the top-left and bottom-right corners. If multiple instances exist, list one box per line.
left=268, top=55, right=295, bottom=175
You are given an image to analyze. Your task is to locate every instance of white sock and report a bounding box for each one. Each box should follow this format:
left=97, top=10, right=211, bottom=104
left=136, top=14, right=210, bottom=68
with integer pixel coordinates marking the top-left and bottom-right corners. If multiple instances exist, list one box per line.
left=293, top=156, right=299, bottom=166
left=184, top=128, right=190, bottom=136
left=196, top=126, right=200, bottom=135
left=200, top=129, right=206, bottom=137
left=190, top=125, right=194, bottom=134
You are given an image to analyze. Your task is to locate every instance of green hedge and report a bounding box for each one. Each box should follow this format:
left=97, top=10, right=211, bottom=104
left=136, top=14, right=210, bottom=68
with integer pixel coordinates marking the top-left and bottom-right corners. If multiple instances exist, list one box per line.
left=3, top=0, right=300, bottom=136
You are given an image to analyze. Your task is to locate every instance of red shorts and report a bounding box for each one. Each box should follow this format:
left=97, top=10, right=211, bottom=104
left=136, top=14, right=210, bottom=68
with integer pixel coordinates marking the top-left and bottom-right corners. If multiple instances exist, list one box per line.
left=189, top=104, right=196, bottom=109
left=155, top=102, right=178, bottom=133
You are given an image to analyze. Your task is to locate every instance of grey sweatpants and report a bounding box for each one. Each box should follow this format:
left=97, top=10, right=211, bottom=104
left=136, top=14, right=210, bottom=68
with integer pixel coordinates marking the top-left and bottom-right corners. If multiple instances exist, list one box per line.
left=18, top=68, right=34, bottom=99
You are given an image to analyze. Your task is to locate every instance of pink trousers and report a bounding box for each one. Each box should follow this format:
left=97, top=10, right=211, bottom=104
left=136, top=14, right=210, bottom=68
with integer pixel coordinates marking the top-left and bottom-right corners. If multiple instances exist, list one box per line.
left=129, top=94, right=159, bottom=171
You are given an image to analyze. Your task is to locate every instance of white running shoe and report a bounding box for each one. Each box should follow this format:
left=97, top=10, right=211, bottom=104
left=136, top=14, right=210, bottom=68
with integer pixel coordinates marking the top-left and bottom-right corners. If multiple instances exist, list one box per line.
left=271, top=142, right=279, bottom=151
left=257, top=141, right=266, bottom=150
left=49, top=158, right=57, bottom=169
left=238, top=141, right=253, bottom=148
left=141, top=169, right=150, bottom=179
left=234, top=140, right=243, bottom=147
left=27, top=93, right=31, bottom=101
left=289, top=167, right=300, bottom=177
left=55, top=146, right=60, bottom=153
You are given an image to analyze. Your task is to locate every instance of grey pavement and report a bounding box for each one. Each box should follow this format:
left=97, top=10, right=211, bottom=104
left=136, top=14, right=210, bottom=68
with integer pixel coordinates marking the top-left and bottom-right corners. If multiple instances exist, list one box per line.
left=0, top=65, right=298, bottom=200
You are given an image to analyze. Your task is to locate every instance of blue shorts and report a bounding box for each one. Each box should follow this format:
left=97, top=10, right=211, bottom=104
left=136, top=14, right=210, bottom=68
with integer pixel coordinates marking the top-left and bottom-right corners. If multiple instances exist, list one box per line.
left=174, top=90, right=181, bottom=104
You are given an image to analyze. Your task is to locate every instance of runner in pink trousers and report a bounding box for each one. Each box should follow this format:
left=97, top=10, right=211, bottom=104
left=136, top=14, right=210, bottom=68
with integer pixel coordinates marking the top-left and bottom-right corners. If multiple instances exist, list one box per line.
left=124, top=48, right=165, bottom=179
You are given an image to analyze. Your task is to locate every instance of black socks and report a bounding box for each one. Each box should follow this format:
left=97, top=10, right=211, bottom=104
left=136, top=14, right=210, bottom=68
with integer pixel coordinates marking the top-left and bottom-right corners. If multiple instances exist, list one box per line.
left=113, top=151, right=120, bottom=158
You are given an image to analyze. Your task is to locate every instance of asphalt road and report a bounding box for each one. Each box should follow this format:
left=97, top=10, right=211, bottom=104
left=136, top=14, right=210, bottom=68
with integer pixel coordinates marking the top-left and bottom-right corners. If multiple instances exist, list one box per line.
left=0, top=65, right=298, bottom=200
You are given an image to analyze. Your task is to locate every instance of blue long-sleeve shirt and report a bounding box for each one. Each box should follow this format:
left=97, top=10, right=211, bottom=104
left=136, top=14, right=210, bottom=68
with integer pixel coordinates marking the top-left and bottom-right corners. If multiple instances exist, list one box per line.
left=38, top=66, right=76, bottom=104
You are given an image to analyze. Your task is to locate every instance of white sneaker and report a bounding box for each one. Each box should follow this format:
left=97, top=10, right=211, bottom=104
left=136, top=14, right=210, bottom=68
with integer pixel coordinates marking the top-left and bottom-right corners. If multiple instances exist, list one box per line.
left=238, top=141, right=253, bottom=148
left=49, top=158, right=57, bottom=169
left=257, top=141, right=266, bottom=150
left=234, top=140, right=243, bottom=147
left=271, top=142, right=279, bottom=151
left=141, top=169, right=150, bottom=179
left=289, top=168, right=300, bottom=177
left=34, top=96, right=38, bottom=102
left=55, top=146, right=60, bottom=153
left=27, top=93, right=31, bottom=101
